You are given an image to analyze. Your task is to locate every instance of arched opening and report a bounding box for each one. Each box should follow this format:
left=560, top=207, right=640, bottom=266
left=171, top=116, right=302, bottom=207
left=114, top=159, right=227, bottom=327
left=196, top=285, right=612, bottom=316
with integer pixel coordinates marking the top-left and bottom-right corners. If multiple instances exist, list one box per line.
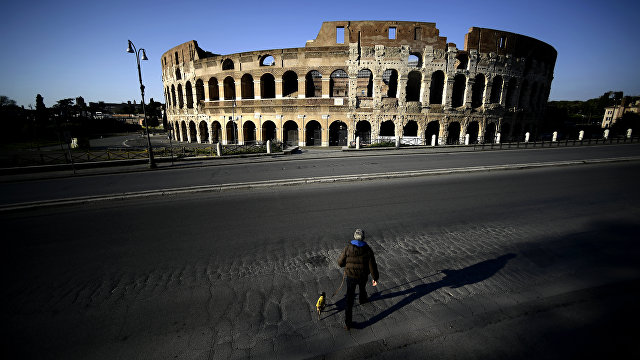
left=305, top=120, right=322, bottom=146
left=505, top=78, right=518, bottom=108
left=379, top=120, right=395, bottom=137
left=208, top=77, right=219, bottom=101
left=383, top=69, right=398, bottom=98
left=195, top=79, right=205, bottom=104
left=211, top=121, right=221, bottom=143
left=501, top=123, right=512, bottom=142
left=175, top=68, right=181, bottom=81
left=199, top=121, right=209, bottom=143
left=490, top=76, right=503, bottom=104
left=329, top=121, right=348, bottom=146
left=243, top=121, right=256, bottom=144
left=165, top=87, right=171, bottom=107
left=189, top=121, right=197, bottom=142
left=262, top=121, right=276, bottom=142
left=283, top=120, right=298, bottom=146
left=224, top=77, right=236, bottom=100
left=471, top=74, right=485, bottom=109
left=451, top=74, right=466, bottom=108
left=173, top=122, right=180, bottom=141
left=241, top=74, right=254, bottom=99
left=356, top=69, right=373, bottom=97
left=455, top=53, right=468, bottom=70
left=171, top=85, right=176, bottom=108
left=466, top=121, right=479, bottom=144
left=177, top=84, right=184, bottom=108
left=447, top=122, right=461, bottom=145
left=185, top=81, right=194, bottom=109
left=222, top=58, right=234, bottom=70
left=518, top=80, right=529, bottom=109
left=484, top=122, right=497, bottom=143
left=406, top=71, right=421, bottom=102
left=429, top=71, right=445, bottom=105
left=305, top=71, right=322, bottom=98
left=180, top=121, right=187, bottom=142
left=403, top=120, right=418, bottom=137
left=408, top=53, right=422, bottom=68
left=174, top=51, right=179, bottom=65
left=260, top=55, right=275, bottom=66
left=330, top=69, right=348, bottom=97
left=355, top=121, right=371, bottom=144
left=282, top=71, right=298, bottom=98
left=260, top=73, right=276, bottom=99
left=226, top=121, right=238, bottom=144
left=425, top=121, right=440, bottom=144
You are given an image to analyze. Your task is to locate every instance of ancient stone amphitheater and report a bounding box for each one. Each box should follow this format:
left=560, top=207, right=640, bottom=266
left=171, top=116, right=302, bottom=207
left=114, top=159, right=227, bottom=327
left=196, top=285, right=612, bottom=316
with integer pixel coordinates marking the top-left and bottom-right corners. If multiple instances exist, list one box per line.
left=161, top=21, right=556, bottom=146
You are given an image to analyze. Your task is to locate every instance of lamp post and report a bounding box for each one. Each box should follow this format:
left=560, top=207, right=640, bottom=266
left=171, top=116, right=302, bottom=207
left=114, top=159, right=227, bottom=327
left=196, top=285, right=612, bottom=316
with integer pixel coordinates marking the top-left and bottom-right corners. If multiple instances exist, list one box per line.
left=126, top=40, right=156, bottom=169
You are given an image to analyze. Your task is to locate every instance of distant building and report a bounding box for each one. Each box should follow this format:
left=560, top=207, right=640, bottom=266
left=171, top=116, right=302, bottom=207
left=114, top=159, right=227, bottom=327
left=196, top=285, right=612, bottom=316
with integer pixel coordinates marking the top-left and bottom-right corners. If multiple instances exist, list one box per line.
left=602, top=99, right=640, bottom=128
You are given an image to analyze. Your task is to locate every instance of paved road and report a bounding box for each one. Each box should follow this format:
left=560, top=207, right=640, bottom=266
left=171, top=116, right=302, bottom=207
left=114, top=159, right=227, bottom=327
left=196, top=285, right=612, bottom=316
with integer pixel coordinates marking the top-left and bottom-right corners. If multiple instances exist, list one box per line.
left=2, top=144, right=640, bottom=207
left=2, top=161, right=640, bottom=359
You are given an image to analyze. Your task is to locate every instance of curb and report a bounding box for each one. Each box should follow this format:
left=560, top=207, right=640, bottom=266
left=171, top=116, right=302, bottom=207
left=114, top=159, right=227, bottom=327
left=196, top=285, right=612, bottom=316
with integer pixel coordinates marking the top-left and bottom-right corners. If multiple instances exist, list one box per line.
left=2, top=156, right=639, bottom=212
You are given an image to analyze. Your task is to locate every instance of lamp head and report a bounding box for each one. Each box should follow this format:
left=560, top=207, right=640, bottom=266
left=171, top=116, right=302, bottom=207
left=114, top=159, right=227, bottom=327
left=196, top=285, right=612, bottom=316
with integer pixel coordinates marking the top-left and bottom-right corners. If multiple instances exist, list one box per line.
left=141, top=49, right=148, bottom=61
left=126, top=40, right=134, bottom=54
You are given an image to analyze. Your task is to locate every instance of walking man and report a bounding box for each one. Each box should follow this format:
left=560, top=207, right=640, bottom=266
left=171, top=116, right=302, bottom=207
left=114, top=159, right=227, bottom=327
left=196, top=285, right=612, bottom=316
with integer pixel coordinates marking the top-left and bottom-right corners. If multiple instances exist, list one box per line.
left=337, top=228, right=379, bottom=330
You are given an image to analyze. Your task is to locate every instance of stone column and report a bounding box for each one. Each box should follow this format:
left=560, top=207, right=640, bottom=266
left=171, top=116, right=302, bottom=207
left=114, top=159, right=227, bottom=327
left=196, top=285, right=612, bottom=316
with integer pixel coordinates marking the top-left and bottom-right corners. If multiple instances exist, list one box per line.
left=254, top=80, right=261, bottom=100
left=322, top=78, right=330, bottom=98
left=464, top=78, right=474, bottom=108
left=500, top=77, right=510, bottom=107
left=204, top=82, right=210, bottom=102
left=275, top=79, right=283, bottom=99
left=235, top=81, right=242, bottom=101
left=444, top=78, right=454, bottom=108
left=298, top=78, right=306, bottom=99
left=237, top=116, right=244, bottom=145
left=397, top=76, right=408, bottom=107
left=218, top=82, right=225, bottom=101
left=484, top=79, right=493, bottom=106
left=422, top=76, right=431, bottom=105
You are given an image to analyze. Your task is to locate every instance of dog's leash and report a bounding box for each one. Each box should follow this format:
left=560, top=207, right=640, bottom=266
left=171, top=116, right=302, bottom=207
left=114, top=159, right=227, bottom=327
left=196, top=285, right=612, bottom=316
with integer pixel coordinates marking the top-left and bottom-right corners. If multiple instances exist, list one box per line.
left=330, top=271, right=346, bottom=299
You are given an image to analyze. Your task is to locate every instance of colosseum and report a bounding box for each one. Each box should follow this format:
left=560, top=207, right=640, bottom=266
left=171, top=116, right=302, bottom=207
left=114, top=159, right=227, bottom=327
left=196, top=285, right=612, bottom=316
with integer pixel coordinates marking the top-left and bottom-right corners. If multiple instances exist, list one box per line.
left=161, top=21, right=556, bottom=147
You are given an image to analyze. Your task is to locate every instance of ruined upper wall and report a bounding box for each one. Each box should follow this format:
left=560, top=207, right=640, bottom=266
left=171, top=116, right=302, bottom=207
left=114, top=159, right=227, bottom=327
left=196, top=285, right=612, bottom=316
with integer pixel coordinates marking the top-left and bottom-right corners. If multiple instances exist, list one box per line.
left=161, top=40, right=216, bottom=67
left=307, top=21, right=448, bottom=50
left=464, top=27, right=556, bottom=66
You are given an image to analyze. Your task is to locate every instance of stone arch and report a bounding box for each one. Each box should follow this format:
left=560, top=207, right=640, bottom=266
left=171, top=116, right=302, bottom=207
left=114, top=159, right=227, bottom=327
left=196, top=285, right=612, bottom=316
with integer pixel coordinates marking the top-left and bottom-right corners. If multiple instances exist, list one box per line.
left=403, top=120, right=418, bottom=137
left=260, top=73, right=276, bottom=99
left=283, top=120, right=299, bottom=145
left=356, top=69, right=373, bottom=97
left=406, top=71, right=421, bottom=102
left=383, top=69, right=398, bottom=98
left=408, top=53, right=422, bottom=68
left=262, top=120, right=277, bottom=142
left=171, top=85, right=176, bottom=108
left=379, top=120, right=395, bottom=137
left=484, top=122, right=497, bottom=143
left=429, top=70, right=445, bottom=105
left=305, top=120, right=322, bottom=146
left=243, top=121, right=256, bottom=144
left=241, top=74, right=254, bottom=99
left=260, top=55, right=275, bottom=66
left=224, top=76, right=236, bottom=100
left=471, top=74, right=485, bottom=109
left=355, top=120, right=371, bottom=144
left=189, top=120, right=197, bottom=142
left=222, top=58, right=234, bottom=70
left=226, top=120, right=238, bottom=144
left=199, top=120, right=209, bottom=143
left=211, top=121, right=221, bottom=143
left=466, top=121, right=479, bottom=144
left=447, top=122, right=461, bottom=145
left=490, top=75, right=503, bottom=104
left=330, top=69, right=348, bottom=97
left=452, top=74, right=466, bottom=108
left=195, top=79, right=205, bottom=104
left=208, top=77, right=219, bottom=101
left=305, top=70, right=322, bottom=98
left=329, top=120, right=348, bottom=146
left=282, top=71, right=298, bottom=98
left=177, top=84, right=184, bottom=108
left=455, top=53, right=468, bottom=70
left=425, top=121, right=440, bottom=144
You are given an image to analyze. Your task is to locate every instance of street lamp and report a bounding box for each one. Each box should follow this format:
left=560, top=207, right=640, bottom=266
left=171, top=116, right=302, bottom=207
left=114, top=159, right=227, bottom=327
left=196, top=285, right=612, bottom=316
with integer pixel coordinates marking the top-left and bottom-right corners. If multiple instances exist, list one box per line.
left=126, top=39, right=156, bottom=169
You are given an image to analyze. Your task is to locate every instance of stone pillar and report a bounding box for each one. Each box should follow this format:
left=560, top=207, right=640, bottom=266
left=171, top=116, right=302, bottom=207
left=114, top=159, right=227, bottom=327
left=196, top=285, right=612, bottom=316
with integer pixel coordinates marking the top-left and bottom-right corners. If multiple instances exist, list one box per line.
left=484, top=79, right=493, bottom=106
left=500, top=77, right=510, bottom=107
left=237, top=117, right=244, bottom=145
left=627, top=129, right=633, bottom=139
left=464, top=78, right=474, bottom=108
left=525, top=132, right=530, bottom=143
left=235, top=81, right=243, bottom=101
left=579, top=130, right=585, bottom=141
left=216, top=142, right=222, bottom=156
left=267, top=140, right=271, bottom=154
left=204, top=82, right=210, bottom=102
left=218, top=82, right=225, bottom=101
left=298, top=78, right=305, bottom=99
left=275, top=79, right=283, bottom=99
left=444, top=79, right=455, bottom=108
left=356, top=136, right=360, bottom=149
left=431, top=134, right=436, bottom=146
left=603, top=129, right=609, bottom=140
left=465, top=133, right=470, bottom=145
left=552, top=131, right=558, bottom=142
left=254, top=80, right=261, bottom=100
left=496, top=132, right=501, bottom=144
left=421, top=75, right=430, bottom=104
left=397, top=76, right=408, bottom=107
left=322, top=78, right=330, bottom=98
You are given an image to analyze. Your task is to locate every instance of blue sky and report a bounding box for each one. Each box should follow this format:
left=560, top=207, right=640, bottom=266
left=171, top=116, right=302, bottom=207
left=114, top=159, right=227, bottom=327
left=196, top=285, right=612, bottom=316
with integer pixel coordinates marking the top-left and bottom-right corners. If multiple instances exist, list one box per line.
left=1, top=0, right=638, bottom=107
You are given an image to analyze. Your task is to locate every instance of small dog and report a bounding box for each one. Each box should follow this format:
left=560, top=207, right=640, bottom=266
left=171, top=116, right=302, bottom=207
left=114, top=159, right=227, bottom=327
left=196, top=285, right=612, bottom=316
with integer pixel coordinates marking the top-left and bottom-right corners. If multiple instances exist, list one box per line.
left=316, top=292, right=326, bottom=319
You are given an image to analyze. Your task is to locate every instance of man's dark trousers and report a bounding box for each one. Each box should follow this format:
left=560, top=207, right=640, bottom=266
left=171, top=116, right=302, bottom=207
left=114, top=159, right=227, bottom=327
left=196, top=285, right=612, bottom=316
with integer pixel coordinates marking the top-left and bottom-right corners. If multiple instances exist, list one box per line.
left=345, top=276, right=368, bottom=326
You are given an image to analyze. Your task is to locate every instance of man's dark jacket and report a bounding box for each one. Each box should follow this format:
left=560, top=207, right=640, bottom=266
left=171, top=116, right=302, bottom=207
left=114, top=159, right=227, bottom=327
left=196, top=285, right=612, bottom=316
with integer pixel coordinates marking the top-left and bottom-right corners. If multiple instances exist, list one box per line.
left=337, top=240, right=379, bottom=280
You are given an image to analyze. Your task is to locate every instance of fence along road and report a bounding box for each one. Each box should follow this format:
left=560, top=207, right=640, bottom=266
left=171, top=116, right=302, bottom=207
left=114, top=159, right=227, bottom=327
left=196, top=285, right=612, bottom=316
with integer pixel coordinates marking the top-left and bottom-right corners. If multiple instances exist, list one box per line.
left=1, top=143, right=640, bottom=211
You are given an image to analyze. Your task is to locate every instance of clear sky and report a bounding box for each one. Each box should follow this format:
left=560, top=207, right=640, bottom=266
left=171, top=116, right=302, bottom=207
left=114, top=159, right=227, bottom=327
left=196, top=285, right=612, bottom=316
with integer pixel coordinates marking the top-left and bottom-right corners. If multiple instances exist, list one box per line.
left=1, top=0, right=638, bottom=108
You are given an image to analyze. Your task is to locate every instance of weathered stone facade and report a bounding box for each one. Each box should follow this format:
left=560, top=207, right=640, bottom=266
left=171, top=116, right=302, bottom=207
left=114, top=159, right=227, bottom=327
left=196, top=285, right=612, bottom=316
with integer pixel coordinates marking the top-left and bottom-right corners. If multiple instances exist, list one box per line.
left=161, top=21, right=556, bottom=146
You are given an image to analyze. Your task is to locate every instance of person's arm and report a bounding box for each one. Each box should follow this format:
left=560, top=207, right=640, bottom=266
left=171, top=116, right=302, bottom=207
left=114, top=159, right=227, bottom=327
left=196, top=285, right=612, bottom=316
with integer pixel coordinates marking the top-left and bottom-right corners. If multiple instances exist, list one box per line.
left=369, top=249, right=379, bottom=283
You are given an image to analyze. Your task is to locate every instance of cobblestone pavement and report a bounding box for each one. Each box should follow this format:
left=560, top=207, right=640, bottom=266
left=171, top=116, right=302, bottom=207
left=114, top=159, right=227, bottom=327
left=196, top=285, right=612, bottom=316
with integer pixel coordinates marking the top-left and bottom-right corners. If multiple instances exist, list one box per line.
left=4, top=163, right=640, bottom=359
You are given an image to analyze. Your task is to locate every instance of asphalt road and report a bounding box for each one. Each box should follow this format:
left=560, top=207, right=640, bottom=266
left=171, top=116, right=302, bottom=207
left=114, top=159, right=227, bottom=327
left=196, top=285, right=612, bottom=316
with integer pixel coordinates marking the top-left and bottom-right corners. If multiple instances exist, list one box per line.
left=2, top=143, right=640, bottom=206
left=2, top=160, right=640, bottom=359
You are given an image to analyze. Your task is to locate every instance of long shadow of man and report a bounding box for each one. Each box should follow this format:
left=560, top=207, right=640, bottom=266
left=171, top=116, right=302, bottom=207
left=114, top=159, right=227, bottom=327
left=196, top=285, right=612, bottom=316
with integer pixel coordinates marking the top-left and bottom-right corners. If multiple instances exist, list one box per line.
left=354, top=253, right=517, bottom=328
